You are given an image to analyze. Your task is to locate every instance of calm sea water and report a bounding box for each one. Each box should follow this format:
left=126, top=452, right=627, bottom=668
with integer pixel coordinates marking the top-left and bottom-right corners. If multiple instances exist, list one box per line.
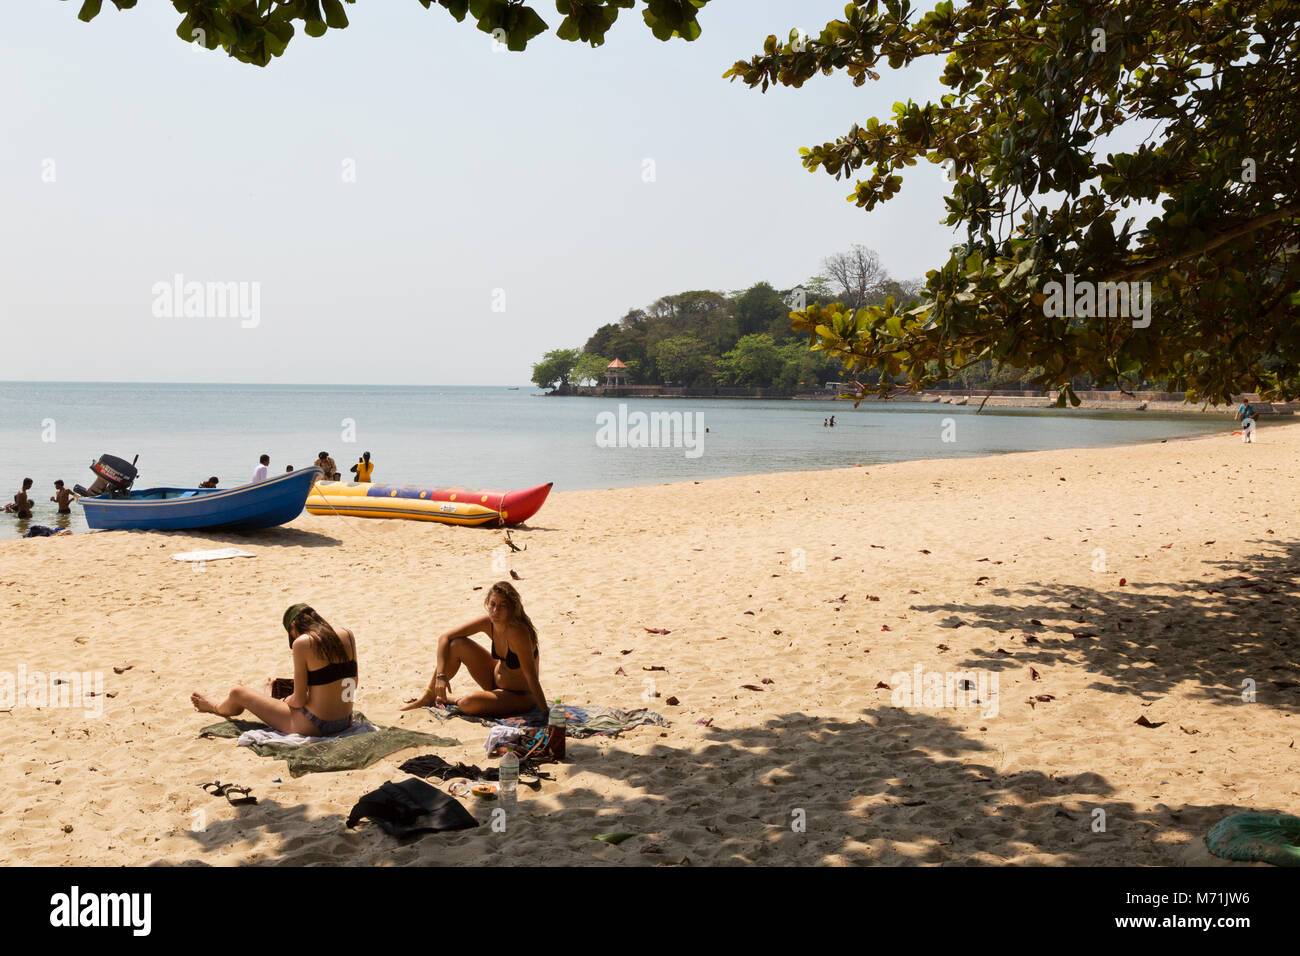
left=0, top=382, right=1228, bottom=540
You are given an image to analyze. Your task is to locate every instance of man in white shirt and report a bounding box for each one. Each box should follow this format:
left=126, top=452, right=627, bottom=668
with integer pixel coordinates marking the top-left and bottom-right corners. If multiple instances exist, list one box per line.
left=251, top=454, right=270, bottom=483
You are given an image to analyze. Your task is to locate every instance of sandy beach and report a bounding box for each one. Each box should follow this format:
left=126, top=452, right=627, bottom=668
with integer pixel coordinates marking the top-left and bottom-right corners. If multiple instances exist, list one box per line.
left=2, top=421, right=1297, bottom=866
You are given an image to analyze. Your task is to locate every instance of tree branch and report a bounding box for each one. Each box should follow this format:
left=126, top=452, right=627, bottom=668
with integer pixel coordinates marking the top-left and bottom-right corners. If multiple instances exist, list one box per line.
left=1106, top=205, right=1300, bottom=283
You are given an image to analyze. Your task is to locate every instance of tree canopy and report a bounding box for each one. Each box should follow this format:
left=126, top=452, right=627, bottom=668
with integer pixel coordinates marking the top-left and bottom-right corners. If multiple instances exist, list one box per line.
left=533, top=253, right=924, bottom=392
left=727, top=0, right=1300, bottom=405
left=531, top=347, right=580, bottom=389
left=70, top=0, right=713, bottom=64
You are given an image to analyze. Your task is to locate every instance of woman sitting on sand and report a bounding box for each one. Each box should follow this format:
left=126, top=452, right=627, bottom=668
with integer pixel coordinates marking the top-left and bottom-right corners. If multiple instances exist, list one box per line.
left=402, top=581, right=547, bottom=718
left=191, top=604, right=357, bottom=736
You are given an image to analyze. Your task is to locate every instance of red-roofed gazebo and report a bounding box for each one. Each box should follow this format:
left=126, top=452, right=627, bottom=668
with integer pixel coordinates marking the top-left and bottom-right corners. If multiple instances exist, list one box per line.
left=605, top=358, right=628, bottom=387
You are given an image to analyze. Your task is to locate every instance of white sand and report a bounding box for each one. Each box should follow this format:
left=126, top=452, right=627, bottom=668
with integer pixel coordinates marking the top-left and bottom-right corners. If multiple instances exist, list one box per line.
left=2, top=421, right=1297, bottom=865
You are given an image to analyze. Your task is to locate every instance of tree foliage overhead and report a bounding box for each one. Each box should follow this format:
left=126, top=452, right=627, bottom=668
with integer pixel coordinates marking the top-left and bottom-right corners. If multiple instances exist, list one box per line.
left=70, top=0, right=712, bottom=65
left=726, top=0, right=1300, bottom=405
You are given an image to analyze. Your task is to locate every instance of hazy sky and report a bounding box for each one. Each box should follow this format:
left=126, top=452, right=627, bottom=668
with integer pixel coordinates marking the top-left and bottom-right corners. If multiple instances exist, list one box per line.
left=1, top=1, right=956, bottom=385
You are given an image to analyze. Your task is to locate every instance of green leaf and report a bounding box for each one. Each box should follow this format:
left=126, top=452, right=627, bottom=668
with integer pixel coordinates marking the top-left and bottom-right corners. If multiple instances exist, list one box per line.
left=321, top=0, right=349, bottom=30
left=439, top=0, right=471, bottom=20
left=78, top=0, right=103, bottom=22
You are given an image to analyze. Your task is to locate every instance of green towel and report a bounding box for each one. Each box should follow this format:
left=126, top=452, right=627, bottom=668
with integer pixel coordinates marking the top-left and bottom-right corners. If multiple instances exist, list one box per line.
left=199, top=712, right=459, bottom=777
left=1205, top=811, right=1300, bottom=867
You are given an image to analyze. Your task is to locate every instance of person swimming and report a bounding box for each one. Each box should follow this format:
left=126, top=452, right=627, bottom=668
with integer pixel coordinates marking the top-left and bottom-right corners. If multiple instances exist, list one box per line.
left=191, top=604, right=358, bottom=736
left=198, top=476, right=219, bottom=488
left=401, top=581, right=548, bottom=718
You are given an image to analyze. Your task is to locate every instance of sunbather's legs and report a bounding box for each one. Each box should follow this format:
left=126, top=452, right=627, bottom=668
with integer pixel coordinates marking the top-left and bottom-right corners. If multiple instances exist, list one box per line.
left=401, top=635, right=496, bottom=710
left=191, top=687, right=309, bottom=734
left=455, top=688, right=537, bottom=718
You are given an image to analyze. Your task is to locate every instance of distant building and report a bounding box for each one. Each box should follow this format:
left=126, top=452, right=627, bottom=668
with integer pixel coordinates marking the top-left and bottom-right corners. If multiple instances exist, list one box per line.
left=605, top=358, right=629, bottom=387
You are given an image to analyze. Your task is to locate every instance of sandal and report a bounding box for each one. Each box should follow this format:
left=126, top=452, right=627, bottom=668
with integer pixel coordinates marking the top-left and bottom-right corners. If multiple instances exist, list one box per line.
left=200, top=781, right=258, bottom=805
left=222, top=785, right=257, bottom=806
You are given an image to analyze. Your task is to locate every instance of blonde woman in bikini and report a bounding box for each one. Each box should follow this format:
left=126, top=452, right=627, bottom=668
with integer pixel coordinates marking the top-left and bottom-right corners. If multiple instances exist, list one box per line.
left=402, top=581, right=547, bottom=718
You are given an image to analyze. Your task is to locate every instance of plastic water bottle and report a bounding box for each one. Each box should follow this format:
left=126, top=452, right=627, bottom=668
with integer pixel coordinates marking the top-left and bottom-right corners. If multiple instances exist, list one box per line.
left=498, top=750, right=519, bottom=801
left=548, top=699, right=567, bottom=761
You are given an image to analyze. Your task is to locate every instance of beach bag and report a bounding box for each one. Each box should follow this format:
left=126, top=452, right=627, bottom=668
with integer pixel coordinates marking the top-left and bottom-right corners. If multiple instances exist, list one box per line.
left=509, top=725, right=562, bottom=763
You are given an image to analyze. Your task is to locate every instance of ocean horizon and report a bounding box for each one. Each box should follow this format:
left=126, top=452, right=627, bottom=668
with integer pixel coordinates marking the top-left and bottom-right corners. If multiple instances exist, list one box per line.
left=0, top=381, right=1229, bottom=539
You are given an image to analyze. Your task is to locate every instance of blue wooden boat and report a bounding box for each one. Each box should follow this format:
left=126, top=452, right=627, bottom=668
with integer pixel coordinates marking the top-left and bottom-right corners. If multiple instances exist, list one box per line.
left=78, top=467, right=323, bottom=532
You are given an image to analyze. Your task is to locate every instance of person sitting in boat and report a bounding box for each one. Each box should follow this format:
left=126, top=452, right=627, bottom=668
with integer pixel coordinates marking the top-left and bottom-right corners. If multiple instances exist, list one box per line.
left=349, top=451, right=374, bottom=483
left=50, top=480, right=76, bottom=514
left=401, top=581, right=548, bottom=718
left=198, top=476, right=219, bottom=488
left=191, top=604, right=358, bottom=736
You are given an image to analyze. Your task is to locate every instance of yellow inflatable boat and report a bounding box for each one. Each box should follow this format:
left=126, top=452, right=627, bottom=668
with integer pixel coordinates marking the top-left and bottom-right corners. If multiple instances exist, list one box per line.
left=305, top=480, right=551, bottom=527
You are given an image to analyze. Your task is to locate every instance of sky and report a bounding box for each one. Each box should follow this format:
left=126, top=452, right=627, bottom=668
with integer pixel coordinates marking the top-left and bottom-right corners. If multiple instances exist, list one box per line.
left=0, top=1, right=956, bottom=386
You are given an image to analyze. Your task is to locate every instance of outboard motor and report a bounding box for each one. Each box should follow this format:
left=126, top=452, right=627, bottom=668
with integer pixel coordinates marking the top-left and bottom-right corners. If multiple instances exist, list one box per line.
left=74, top=455, right=139, bottom=498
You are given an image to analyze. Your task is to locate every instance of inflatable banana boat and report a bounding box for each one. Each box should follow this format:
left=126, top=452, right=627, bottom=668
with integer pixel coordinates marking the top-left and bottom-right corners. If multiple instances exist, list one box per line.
left=305, top=480, right=552, bottom=526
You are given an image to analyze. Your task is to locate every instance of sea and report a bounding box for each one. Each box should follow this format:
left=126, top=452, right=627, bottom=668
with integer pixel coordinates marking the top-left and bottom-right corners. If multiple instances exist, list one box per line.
left=0, top=382, right=1229, bottom=540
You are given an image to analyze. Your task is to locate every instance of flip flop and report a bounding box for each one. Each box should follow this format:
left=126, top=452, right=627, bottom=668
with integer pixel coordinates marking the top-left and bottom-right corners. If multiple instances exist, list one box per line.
left=200, top=781, right=258, bottom=805
left=222, top=785, right=257, bottom=806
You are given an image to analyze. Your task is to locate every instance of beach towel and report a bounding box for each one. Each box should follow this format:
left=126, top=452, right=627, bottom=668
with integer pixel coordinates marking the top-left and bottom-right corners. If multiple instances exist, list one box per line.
left=346, top=778, right=478, bottom=837
left=236, top=719, right=379, bottom=748
left=198, top=712, right=458, bottom=777
left=172, top=548, right=255, bottom=562
left=426, top=703, right=668, bottom=738
left=1205, top=811, right=1300, bottom=867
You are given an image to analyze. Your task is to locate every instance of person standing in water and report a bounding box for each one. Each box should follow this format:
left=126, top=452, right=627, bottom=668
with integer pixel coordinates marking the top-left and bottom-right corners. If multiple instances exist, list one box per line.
left=50, top=480, right=76, bottom=514
left=6, top=478, right=35, bottom=518
left=350, top=451, right=374, bottom=482
left=314, top=451, right=337, bottom=478
left=251, top=454, right=270, bottom=483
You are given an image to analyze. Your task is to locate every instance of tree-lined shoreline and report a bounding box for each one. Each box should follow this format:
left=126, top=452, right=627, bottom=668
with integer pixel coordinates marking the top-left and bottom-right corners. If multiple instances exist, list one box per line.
left=532, top=245, right=925, bottom=394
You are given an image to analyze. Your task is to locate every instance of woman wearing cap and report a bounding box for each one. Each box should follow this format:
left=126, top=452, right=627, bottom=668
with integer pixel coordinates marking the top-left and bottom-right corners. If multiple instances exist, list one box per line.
left=190, top=604, right=358, bottom=736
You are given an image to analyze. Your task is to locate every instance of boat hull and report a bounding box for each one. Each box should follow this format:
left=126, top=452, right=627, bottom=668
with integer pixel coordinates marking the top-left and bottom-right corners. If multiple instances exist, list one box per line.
left=306, top=481, right=552, bottom=526
left=78, top=468, right=322, bottom=532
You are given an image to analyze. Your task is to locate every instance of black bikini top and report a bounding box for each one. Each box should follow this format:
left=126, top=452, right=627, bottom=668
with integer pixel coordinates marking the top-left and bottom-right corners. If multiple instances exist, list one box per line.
left=490, top=622, right=537, bottom=671
left=307, top=659, right=357, bottom=686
